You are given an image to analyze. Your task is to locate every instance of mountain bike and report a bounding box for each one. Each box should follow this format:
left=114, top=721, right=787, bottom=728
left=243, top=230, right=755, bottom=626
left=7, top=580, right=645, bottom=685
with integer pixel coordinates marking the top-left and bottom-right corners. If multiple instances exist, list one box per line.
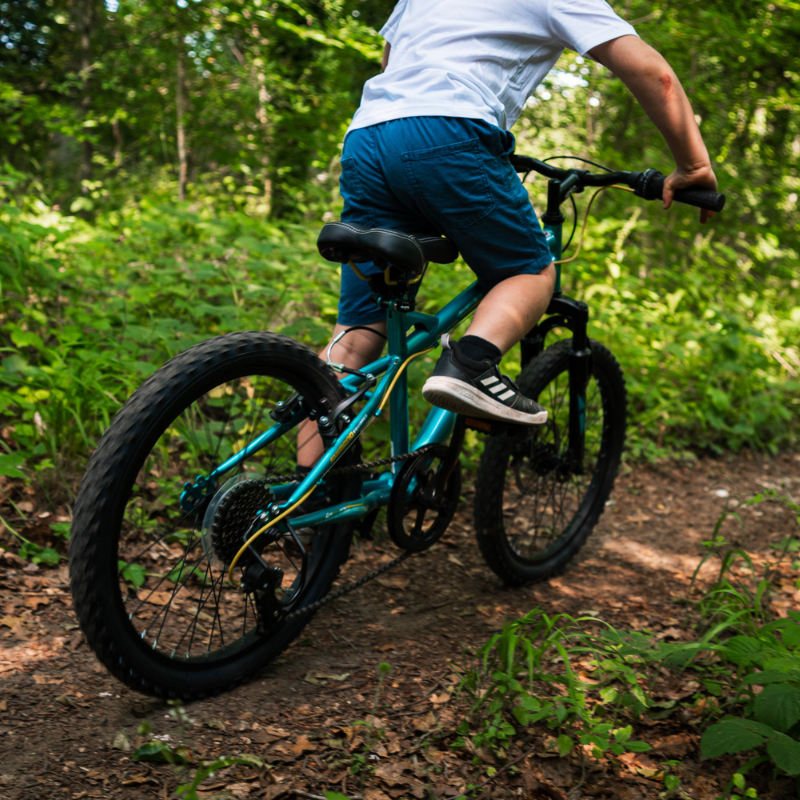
left=68, top=156, right=724, bottom=698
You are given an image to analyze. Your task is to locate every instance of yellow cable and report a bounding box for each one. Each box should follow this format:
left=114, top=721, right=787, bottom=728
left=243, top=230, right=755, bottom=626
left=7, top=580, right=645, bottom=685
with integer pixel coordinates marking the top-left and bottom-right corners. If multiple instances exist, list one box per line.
left=554, top=185, right=635, bottom=266
left=378, top=347, right=435, bottom=412
left=226, top=346, right=434, bottom=584
left=227, top=487, right=315, bottom=584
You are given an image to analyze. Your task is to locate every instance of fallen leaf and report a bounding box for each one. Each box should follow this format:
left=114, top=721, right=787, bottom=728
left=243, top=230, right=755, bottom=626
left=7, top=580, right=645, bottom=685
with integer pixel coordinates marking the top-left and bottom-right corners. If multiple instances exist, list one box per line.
left=376, top=575, right=410, bottom=590
left=447, top=554, right=464, bottom=567
left=33, top=675, right=64, bottom=685
left=226, top=782, right=254, bottom=798
left=429, top=693, right=450, bottom=705
left=365, top=789, right=392, bottom=800
left=637, top=767, right=663, bottom=780
left=411, top=711, right=437, bottom=732
left=121, top=774, right=152, bottom=786
left=55, top=694, right=76, bottom=707
left=390, top=607, right=405, bottom=615
left=376, top=643, right=395, bottom=652
left=314, top=672, right=350, bottom=682
left=0, top=616, right=25, bottom=635
left=375, top=763, right=406, bottom=787
left=23, top=596, right=49, bottom=611
left=17, top=501, right=34, bottom=514
left=205, top=718, right=226, bottom=730
left=290, top=734, right=315, bottom=756
left=113, top=730, right=131, bottom=752
left=0, top=700, right=7, bottom=711
left=137, top=590, right=172, bottom=606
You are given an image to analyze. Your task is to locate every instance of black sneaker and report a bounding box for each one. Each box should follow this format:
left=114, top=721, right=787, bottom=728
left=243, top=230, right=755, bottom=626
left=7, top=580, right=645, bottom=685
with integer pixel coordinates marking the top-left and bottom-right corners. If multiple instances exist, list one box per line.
left=422, top=335, right=548, bottom=425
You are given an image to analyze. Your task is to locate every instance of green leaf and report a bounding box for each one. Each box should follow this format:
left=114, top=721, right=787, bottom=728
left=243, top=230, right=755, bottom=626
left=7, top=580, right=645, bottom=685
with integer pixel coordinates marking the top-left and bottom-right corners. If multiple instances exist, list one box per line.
left=0, top=453, right=26, bottom=479
left=664, top=774, right=680, bottom=791
left=613, top=725, right=633, bottom=744
left=557, top=734, right=573, bottom=756
left=625, top=741, right=652, bottom=753
left=118, top=561, right=146, bottom=588
left=49, top=522, right=71, bottom=539
left=70, top=197, right=94, bottom=213
left=33, top=546, right=60, bottom=566
left=766, top=732, right=800, bottom=775
left=324, top=793, right=352, bottom=800
left=700, top=718, right=773, bottom=759
left=743, top=670, right=800, bottom=685
left=133, top=741, right=189, bottom=764
left=754, top=684, right=800, bottom=733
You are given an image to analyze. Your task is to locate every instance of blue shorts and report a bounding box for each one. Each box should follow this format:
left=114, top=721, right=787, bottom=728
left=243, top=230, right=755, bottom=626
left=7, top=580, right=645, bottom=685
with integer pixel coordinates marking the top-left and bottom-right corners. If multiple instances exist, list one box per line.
left=337, top=116, right=553, bottom=325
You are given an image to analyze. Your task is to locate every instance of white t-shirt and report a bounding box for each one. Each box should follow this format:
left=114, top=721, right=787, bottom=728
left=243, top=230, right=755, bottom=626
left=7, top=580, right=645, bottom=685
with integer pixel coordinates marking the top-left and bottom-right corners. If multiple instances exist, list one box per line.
left=349, top=0, right=636, bottom=133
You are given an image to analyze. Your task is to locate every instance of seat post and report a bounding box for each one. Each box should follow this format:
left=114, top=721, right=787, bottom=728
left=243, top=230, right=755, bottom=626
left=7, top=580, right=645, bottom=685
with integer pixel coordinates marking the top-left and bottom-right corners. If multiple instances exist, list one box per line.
left=386, top=300, right=409, bottom=470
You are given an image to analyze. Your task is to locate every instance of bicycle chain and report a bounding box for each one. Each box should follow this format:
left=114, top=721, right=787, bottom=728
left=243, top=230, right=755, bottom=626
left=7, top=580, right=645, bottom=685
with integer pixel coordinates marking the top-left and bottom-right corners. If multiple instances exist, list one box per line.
left=256, top=444, right=439, bottom=624
left=281, top=550, right=413, bottom=623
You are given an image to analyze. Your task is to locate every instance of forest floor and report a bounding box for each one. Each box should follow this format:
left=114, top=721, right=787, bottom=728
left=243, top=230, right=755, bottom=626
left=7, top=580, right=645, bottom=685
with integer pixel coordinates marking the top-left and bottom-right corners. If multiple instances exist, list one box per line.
left=1, top=452, right=800, bottom=800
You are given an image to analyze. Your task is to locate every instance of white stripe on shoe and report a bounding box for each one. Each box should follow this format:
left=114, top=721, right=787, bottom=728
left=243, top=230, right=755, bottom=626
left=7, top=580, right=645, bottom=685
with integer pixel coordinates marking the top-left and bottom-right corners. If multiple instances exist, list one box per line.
left=481, top=376, right=499, bottom=386
left=498, top=389, right=516, bottom=401
left=489, top=384, right=505, bottom=394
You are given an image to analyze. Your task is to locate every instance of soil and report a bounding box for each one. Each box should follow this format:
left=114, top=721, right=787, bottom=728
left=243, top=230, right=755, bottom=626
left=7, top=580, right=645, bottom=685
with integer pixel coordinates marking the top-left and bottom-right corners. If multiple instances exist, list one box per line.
left=1, top=451, right=800, bottom=800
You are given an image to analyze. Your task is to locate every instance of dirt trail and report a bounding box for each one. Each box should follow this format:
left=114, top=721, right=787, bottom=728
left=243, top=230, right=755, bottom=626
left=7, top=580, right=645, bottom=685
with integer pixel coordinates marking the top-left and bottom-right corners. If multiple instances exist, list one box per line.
left=1, top=452, right=799, bottom=800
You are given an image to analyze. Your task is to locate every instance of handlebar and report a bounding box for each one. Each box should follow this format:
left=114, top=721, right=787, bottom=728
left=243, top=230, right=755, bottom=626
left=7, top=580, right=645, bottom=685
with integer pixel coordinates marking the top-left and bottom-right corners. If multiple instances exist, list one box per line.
left=510, top=155, right=725, bottom=213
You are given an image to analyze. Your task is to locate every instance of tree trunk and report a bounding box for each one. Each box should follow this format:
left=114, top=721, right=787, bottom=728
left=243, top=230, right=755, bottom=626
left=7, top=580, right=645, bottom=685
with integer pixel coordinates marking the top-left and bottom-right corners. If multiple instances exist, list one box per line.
left=255, top=65, right=273, bottom=215
left=176, top=46, right=188, bottom=201
left=79, top=0, right=97, bottom=182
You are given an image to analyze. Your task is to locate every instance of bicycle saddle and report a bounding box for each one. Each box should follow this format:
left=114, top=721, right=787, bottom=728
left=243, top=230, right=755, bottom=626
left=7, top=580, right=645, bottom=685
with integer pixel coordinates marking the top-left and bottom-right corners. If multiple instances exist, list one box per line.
left=317, top=222, right=459, bottom=276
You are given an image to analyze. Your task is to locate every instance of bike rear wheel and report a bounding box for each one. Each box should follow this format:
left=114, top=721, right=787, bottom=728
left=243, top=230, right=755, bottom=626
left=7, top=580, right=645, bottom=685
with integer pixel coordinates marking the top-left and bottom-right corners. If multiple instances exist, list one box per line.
left=69, top=332, right=360, bottom=699
left=474, top=338, right=626, bottom=585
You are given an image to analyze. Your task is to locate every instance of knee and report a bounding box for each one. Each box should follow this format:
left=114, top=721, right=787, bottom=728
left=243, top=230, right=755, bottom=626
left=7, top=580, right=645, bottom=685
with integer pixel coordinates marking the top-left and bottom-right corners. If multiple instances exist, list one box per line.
left=539, top=261, right=557, bottom=294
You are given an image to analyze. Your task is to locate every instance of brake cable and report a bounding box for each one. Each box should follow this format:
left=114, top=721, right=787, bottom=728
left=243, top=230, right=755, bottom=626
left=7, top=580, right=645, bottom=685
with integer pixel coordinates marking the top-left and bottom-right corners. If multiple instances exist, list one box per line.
left=554, top=184, right=635, bottom=266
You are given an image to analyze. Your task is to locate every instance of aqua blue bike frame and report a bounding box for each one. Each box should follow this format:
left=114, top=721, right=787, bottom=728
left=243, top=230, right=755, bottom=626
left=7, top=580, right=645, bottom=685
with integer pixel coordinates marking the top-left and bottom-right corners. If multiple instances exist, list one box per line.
left=182, top=226, right=563, bottom=541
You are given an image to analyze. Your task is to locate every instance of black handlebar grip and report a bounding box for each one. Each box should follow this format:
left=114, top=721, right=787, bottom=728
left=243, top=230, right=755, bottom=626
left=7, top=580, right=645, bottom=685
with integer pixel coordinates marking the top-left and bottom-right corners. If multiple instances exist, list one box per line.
left=634, top=169, right=725, bottom=212
left=671, top=185, right=726, bottom=213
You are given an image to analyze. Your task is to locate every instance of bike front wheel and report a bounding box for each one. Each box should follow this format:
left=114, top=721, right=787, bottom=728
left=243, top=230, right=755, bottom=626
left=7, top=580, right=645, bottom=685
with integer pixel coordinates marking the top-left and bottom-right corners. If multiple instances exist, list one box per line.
left=474, top=338, right=626, bottom=585
left=69, top=332, right=360, bottom=699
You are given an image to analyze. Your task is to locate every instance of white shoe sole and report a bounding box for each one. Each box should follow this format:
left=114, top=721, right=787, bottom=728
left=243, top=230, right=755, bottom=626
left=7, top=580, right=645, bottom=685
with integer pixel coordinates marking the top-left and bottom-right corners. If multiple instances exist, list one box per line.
left=422, top=377, right=548, bottom=425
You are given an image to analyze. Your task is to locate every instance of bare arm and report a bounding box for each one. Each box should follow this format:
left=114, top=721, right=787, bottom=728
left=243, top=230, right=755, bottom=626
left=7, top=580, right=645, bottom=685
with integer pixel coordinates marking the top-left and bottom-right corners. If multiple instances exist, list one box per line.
left=589, top=35, right=718, bottom=222
left=382, top=42, right=391, bottom=71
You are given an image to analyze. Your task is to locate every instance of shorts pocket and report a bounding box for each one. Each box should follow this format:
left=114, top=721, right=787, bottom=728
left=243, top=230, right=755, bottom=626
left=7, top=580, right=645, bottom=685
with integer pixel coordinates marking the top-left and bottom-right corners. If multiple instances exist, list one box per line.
left=402, top=138, right=495, bottom=229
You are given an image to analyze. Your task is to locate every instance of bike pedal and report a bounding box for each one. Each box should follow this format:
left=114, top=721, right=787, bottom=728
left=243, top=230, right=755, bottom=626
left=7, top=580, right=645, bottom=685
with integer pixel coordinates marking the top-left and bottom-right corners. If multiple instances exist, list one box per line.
left=463, top=416, right=531, bottom=439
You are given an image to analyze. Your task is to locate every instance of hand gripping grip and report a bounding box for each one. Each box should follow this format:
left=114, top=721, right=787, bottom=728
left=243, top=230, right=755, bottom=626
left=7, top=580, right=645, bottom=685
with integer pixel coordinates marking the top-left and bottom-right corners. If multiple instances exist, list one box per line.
left=631, top=169, right=726, bottom=213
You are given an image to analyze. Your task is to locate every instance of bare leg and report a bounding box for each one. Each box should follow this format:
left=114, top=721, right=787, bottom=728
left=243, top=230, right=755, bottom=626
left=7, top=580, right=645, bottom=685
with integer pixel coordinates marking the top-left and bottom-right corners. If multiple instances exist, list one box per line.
left=298, top=264, right=555, bottom=464
left=464, top=263, right=557, bottom=354
left=297, top=321, right=387, bottom=468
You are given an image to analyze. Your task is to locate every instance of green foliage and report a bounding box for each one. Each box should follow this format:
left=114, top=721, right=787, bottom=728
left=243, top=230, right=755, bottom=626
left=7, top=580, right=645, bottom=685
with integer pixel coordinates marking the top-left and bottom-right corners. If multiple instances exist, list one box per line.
left=175, top=754, right=263, bottom=800
left=133, top=740, right=192, bottom=765
left=459, top=491, right=800, bottom=791
left=458, top=610, right=653, bottom=761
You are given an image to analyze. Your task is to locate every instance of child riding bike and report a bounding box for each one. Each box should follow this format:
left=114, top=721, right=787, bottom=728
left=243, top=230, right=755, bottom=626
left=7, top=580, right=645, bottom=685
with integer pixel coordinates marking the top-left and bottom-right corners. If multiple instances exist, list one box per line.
left=299, top=0, right=717, bottom=468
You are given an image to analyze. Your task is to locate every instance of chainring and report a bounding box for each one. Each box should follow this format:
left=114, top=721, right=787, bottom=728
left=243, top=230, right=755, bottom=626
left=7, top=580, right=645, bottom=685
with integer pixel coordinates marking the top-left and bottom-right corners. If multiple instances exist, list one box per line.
left=386, top=444, right=461, bottom=553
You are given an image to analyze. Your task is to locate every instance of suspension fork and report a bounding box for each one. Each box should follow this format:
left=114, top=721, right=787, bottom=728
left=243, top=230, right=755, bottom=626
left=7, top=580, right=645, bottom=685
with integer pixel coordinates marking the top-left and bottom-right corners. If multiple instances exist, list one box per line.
left=520, top=295, right=591, bottom=473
